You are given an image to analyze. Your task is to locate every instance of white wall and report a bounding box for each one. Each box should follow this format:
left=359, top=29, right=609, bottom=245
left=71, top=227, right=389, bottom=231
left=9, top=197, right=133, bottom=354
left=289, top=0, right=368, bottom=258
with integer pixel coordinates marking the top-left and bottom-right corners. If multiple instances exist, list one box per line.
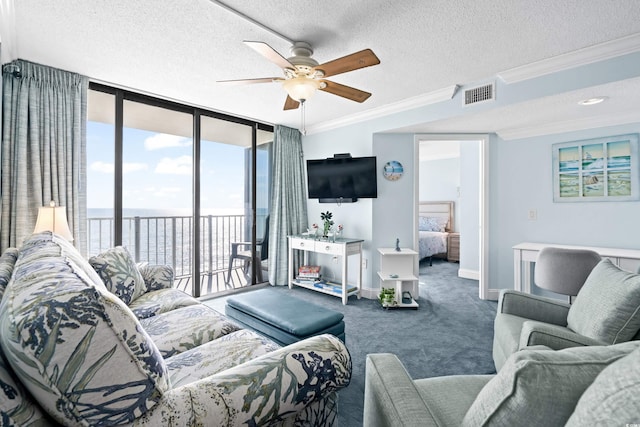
left=419, top=158, right=459, bottom=203
left=459, top=140, right=481, bottom=275
left=302, top=125, right=375, bottom=289
left=419, top=157, right=460, bottom=231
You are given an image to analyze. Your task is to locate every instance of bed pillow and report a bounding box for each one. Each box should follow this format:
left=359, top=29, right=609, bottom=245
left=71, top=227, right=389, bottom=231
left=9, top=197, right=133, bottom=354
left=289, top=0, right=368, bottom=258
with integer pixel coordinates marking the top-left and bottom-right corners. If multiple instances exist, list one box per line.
left=419, top=216, right=448, bottom=232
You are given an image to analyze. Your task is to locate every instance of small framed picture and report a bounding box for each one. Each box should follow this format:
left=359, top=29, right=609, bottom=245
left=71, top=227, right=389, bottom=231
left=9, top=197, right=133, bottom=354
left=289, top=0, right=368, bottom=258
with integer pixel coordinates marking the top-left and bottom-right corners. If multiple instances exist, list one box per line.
left=552, top=134, right=639, bottom=202
left=383, top=160, right=404, bottom=181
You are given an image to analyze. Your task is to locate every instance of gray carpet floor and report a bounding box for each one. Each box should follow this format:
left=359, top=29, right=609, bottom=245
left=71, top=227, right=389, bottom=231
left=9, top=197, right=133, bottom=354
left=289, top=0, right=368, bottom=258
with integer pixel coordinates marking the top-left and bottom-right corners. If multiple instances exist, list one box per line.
left=269, top=258, right=498, bottom=426
left=205, top=258, right=497, bottom=426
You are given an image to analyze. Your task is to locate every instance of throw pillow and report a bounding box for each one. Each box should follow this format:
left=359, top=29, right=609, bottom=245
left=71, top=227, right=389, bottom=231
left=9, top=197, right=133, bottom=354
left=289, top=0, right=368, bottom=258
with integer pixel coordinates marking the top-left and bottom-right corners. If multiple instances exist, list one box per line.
left=566, top=345, right=640, bottom=426
left=89, top=246, right=147, bottom=304
left=462, top=341, right=640, bottom=427
left=567, top=259, right=640, bottom=344
left=2, top=237, right=169, bottom=425
left=418, top=216, right=448, bottom=232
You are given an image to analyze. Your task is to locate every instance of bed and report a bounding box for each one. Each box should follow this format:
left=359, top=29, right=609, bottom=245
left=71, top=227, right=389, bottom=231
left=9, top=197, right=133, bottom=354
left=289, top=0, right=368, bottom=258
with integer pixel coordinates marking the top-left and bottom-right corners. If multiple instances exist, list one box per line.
left=418, top=201, right=454, bottom=265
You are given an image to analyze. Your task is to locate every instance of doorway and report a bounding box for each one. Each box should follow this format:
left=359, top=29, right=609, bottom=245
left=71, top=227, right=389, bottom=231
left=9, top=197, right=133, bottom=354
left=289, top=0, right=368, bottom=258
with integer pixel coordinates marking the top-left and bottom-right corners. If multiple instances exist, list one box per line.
left=414, top=134, right=492, bottom=300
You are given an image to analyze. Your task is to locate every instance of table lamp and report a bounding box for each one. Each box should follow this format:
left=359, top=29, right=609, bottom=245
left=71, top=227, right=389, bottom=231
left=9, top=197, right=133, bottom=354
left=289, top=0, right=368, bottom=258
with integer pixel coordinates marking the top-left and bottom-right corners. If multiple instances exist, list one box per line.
left=33, top=200, right=74, bottom=241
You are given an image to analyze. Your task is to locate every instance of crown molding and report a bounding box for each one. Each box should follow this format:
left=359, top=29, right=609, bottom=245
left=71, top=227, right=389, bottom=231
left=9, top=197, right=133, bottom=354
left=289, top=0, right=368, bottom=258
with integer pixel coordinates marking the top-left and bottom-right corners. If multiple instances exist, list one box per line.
left=498, top=111, right=640, bottom=140
left=305, top=85, right=459, bottom=135
left=498, top=32, right=640, bottom=84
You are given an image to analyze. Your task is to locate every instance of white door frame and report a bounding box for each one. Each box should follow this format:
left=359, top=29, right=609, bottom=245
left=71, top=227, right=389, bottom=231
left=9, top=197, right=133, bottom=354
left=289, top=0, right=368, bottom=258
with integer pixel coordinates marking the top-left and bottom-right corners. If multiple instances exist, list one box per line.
left=414, top=133, right=495, bottom=300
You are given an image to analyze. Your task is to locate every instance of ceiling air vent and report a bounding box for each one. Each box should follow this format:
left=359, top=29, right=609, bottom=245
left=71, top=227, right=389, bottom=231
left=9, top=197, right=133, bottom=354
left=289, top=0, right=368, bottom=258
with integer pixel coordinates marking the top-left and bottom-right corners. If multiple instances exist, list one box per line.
left=464, top=83, right=495, bottom=106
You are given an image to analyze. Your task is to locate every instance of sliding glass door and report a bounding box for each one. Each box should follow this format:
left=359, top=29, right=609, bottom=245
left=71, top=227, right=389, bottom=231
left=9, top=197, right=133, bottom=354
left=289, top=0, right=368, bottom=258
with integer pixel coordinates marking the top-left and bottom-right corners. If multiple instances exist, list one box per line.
left=87, top=84, right=272, bottom=297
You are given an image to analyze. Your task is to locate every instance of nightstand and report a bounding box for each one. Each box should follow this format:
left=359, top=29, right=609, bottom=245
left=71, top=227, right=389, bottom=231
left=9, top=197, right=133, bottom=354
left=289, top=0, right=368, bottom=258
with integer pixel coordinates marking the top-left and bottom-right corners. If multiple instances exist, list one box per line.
left=448, top=233, right=460, bottom=262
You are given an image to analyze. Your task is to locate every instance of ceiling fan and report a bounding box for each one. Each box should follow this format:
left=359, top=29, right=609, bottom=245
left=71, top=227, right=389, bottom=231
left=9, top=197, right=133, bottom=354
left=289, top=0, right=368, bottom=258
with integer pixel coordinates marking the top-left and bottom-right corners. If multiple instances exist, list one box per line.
left=218, top=41, right=380, bottom=110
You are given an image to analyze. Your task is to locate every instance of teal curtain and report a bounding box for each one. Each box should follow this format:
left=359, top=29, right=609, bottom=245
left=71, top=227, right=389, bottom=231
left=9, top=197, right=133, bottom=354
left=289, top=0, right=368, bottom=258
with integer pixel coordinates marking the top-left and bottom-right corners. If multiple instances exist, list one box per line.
left=269, top=125, right=308, bottom=286
left=1, top=60, right=88, bottom=253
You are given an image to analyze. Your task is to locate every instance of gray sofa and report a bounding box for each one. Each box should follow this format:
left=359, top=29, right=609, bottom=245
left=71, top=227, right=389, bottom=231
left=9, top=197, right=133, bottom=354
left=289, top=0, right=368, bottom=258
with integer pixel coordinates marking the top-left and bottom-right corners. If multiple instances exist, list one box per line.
left=0, top=232, right=351, bottom=426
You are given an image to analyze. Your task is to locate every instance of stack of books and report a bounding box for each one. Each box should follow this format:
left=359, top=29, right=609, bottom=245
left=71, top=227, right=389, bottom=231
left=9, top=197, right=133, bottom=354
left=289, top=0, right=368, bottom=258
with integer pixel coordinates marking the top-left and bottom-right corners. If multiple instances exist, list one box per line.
left=297, top=265, right=321, bottom=284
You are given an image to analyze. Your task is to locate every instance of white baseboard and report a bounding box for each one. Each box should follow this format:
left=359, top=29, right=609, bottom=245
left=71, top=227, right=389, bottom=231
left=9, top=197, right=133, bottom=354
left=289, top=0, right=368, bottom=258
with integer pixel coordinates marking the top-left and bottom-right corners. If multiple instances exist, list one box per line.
left=458, top=268, right=480, bottom=280
left=485, top=289, right=501, bottom=301
left=360, top=288, right=377, bottom=300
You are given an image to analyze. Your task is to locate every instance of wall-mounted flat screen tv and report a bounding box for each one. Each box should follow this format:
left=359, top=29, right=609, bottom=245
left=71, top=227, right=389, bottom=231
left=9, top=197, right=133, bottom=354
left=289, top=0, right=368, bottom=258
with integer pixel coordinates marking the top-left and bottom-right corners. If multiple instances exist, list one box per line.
left=307, top=155, right=377, bottom=202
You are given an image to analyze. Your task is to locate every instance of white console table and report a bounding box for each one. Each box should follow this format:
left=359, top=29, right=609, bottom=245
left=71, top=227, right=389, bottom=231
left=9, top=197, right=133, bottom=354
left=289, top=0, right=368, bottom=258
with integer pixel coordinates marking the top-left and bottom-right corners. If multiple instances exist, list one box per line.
left=513, top=242, right=640, bottom=294
left=288, top=235, right=363, bottom=305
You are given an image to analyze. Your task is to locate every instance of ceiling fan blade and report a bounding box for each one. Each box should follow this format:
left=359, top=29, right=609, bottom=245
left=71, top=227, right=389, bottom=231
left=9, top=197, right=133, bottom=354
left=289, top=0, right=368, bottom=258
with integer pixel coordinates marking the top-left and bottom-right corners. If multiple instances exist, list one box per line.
left=284, top=96, right=300, bottom=110
left=315, top=49, right=380, bottom=78
left=320, top=80, right=372, bottom=103
left=217, top=77, right=281, bottom=85
left=244, top=41, right=295, bottom=70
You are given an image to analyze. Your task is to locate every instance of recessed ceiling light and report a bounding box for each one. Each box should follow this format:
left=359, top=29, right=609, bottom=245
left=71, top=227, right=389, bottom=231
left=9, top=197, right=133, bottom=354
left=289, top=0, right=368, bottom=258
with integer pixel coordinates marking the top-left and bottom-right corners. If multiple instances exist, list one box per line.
left=578, top=97, right=607, bottom=106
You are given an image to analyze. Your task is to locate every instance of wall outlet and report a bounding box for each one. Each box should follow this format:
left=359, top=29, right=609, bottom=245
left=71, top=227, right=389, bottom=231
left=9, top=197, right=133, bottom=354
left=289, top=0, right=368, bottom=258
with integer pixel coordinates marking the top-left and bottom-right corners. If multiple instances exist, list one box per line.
left=527, top=209, right=537, bottom=221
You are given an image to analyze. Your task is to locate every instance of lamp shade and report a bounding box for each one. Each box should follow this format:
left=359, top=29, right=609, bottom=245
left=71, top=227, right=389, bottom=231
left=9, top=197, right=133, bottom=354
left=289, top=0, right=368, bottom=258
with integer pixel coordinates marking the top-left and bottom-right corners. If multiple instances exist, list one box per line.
left=34, top=201, right=74, bottom=241
left=282, top=77, right=320, bottom=101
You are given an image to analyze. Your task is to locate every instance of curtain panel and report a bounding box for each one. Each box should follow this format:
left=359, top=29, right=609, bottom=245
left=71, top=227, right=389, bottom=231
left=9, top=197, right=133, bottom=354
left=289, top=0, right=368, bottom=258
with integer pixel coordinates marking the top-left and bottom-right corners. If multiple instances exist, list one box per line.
left=1, top=60, right=88, bottom=254
left=269, top=125, right=308, bottom=286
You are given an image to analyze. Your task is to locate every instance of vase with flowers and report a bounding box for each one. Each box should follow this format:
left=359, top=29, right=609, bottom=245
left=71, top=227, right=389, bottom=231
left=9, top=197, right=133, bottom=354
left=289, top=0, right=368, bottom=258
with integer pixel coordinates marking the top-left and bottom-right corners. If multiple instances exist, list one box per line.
left=320, top=211, right=334, bottom=239
left=332, top=224, right=343, bottom=242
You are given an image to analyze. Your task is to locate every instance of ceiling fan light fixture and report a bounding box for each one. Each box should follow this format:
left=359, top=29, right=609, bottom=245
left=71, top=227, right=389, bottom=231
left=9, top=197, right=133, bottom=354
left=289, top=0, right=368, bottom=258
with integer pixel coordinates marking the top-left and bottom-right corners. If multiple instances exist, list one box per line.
left=282, top=77, right=320, bottom=102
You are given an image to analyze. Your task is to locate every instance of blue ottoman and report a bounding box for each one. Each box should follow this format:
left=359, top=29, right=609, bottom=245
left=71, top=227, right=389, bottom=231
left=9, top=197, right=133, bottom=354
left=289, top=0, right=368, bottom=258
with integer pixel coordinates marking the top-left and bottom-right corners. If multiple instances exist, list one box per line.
left=225, top=288, right=345, bottom=346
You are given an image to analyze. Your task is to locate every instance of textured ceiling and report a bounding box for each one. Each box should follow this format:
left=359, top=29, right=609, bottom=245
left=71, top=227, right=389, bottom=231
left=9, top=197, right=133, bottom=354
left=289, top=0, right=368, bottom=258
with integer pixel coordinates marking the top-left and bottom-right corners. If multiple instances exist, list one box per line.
left=9, top=0, right=640, bottom=133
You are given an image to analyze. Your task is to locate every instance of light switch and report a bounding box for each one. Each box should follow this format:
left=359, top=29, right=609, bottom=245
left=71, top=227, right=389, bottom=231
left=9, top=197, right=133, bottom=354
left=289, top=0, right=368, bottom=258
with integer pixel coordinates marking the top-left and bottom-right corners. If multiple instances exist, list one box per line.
left=528, top=209, right=537, bottom=221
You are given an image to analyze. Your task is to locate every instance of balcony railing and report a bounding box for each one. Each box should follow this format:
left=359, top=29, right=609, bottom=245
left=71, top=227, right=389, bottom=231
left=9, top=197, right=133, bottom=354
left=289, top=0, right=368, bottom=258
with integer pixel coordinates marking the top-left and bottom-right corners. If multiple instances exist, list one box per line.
left=87, top=214, right=265, bottom=296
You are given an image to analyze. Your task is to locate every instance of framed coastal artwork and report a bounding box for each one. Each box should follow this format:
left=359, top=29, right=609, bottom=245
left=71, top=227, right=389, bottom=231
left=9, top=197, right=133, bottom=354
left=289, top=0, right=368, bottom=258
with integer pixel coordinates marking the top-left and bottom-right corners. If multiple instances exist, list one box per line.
left=552, top=134, right=639, bottom=202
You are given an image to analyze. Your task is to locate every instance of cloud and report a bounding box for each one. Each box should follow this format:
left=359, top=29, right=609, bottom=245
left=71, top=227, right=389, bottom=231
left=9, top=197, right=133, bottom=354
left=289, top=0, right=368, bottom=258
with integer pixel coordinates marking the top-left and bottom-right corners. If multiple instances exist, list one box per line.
left=158, top=187, right=182, bottom=194
left=124, top=163, right=148, bottom=173
left=154, top=187, right=183, bottom=198
left=90, top=161, right=113, bottom=173
left=90, top=161, right=147, bottom=174
left=155, top=156, right=192, bottom=175
left=144, top=134, right=192, bottom=151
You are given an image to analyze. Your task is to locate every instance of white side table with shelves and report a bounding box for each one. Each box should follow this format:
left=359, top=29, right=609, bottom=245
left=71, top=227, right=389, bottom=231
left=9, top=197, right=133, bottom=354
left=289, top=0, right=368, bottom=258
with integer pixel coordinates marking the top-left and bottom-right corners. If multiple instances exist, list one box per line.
left=377, top=247, right=419, bottom=309
left=288, top=235, right=363, bottom=305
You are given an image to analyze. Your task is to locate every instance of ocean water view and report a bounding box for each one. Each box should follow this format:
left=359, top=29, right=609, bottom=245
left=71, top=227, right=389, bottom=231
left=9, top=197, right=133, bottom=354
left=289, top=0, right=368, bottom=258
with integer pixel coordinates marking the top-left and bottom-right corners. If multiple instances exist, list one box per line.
left=87, top=208, right=268, bottom=282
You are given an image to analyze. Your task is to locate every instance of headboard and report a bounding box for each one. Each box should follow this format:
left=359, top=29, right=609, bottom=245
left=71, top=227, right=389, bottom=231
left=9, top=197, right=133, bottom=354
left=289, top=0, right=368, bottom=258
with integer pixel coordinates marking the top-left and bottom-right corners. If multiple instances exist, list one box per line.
left=419, top=201, right=454, bottom=232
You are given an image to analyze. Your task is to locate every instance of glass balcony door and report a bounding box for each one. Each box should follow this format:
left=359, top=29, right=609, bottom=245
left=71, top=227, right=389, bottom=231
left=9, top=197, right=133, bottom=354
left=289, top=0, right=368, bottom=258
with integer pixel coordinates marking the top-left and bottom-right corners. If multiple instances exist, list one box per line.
left=87, top=85, right=272, bottom=297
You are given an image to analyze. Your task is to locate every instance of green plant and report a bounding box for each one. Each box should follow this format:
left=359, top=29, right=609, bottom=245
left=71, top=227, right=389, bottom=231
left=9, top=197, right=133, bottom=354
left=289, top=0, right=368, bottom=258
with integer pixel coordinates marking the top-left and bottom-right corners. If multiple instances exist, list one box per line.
left=378, top=287, right=396, bottom=307
left=320, top=211, right=334, bottom=237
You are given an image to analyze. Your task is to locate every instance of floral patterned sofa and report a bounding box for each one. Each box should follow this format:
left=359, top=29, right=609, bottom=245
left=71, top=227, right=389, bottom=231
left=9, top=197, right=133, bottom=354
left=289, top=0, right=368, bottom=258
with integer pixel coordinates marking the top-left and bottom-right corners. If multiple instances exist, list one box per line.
left=0, top=232, right=351, bottom=426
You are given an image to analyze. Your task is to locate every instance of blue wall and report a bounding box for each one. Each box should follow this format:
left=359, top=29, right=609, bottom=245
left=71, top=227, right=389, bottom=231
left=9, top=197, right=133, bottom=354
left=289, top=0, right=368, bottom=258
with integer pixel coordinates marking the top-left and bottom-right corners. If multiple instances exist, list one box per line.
left=302, top=52, right=640, bottom=297
left=490, top=123, right=640, bottom=292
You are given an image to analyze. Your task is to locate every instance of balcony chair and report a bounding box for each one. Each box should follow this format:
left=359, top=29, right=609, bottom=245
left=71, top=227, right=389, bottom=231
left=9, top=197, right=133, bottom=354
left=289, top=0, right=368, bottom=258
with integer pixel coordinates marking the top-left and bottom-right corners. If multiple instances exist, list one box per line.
left=493, top=248, right=640, bottom=371
left=225, top=216, right=269, bottom=286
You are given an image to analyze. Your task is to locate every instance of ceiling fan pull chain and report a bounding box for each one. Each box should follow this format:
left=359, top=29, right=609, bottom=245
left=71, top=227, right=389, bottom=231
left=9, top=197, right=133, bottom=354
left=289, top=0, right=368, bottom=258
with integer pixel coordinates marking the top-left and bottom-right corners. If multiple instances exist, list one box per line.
left=301, top=100, right=307, bottom=136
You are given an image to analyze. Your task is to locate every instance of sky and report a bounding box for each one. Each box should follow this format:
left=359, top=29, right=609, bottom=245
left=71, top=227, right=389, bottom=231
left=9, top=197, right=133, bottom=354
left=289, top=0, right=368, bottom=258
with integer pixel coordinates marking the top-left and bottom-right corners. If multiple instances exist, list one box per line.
left=87, top=121, right=269, bottom=215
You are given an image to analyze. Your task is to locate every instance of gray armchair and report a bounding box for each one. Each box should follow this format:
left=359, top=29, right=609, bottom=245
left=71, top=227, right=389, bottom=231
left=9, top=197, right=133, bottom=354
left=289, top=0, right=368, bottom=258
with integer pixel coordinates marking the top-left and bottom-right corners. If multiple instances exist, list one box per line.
left=493, top=290, right=605, bottom=370
left=494, top=257, right=640, bottom=371
left=364, top=342, right=640, bottom=427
